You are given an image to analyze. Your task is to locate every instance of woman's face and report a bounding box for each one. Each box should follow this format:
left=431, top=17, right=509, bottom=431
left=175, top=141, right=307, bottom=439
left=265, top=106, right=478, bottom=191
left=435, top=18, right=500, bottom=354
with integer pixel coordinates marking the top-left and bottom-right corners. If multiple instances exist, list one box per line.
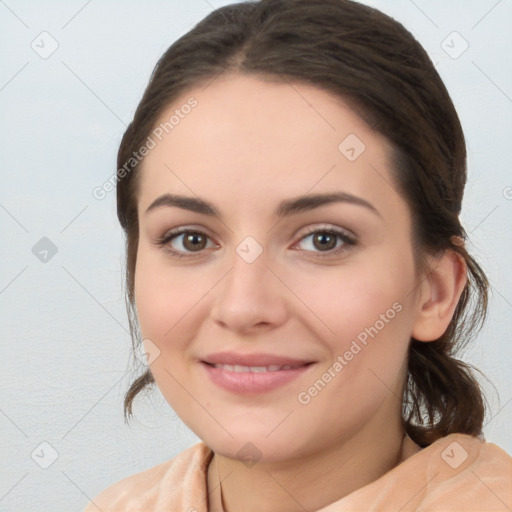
left=134, top=73, right=424, bottom=462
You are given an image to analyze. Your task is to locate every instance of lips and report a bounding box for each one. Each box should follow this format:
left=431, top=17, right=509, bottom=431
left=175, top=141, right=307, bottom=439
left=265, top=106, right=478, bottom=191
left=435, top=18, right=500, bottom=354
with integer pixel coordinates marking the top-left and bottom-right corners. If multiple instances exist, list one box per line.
left=200, top=351, right=316, bottom=394
left=208, top=363, right=303, bottom=372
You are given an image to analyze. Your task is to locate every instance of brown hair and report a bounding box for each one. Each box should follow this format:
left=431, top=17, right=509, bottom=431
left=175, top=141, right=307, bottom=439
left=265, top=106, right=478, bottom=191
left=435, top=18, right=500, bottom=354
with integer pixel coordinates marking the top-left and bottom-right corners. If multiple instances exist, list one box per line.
left=117, top=0, right=489, bottom=447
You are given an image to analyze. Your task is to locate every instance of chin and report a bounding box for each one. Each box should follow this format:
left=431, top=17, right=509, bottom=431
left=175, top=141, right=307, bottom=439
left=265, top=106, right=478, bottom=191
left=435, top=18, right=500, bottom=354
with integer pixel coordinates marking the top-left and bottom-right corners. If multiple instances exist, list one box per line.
left=198, top=426, right=311, bottom=466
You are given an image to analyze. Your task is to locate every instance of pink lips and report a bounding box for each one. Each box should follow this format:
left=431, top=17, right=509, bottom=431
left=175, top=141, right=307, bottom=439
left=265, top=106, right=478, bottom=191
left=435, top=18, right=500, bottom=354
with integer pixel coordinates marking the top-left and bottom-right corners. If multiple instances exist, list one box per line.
left=200, top=351, right=315, bottom=394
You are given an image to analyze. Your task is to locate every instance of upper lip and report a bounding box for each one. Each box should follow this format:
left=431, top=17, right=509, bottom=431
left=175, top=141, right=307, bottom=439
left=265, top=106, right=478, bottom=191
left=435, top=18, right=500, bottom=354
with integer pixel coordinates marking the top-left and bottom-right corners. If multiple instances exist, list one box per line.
left=201, top=352, right=314, bottom=367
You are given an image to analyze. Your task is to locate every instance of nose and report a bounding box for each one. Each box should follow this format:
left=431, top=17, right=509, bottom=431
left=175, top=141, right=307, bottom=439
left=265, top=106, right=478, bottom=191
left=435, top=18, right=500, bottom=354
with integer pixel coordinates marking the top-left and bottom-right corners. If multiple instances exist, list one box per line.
left=210, top=248, right=289, bottom=335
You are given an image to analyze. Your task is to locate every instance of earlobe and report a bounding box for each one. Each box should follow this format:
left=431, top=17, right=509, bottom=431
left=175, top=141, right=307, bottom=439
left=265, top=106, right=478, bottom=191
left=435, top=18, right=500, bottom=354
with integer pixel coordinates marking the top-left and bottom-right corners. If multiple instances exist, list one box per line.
left=412, top=249, right=467, bottom=342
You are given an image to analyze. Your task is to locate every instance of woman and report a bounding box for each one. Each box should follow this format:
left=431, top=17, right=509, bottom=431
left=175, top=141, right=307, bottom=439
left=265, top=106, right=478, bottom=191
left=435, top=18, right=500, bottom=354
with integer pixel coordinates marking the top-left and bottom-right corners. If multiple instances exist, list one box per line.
left=84, top=0, right=512, bottom=510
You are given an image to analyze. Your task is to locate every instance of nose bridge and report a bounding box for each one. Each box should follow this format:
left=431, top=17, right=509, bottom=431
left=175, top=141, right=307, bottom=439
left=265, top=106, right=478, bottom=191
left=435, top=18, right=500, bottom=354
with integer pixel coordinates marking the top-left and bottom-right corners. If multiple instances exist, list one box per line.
left=221, top=243, right=271, bottom=304
left=222, top=232, right=270, bottom=289
left=210, top=240, right=288, bottom=332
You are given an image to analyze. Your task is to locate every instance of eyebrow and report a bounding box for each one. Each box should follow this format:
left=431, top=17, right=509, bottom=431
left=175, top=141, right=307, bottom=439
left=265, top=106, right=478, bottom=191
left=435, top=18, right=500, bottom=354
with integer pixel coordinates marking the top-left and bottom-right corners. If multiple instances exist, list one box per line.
left=145, top=192, right=381, bottom=218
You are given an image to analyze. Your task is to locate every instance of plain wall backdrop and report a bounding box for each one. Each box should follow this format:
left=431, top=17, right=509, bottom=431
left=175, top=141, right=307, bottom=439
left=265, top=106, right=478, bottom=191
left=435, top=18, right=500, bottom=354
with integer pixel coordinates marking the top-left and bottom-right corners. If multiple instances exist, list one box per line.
left=1, top=0, right=511, bottom=510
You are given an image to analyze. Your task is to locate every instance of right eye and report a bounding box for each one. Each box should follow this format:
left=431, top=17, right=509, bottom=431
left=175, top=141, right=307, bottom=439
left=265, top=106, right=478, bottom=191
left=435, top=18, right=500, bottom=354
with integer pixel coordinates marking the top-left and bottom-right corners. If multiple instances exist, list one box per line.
left=155, top=228, right=217, bottom=257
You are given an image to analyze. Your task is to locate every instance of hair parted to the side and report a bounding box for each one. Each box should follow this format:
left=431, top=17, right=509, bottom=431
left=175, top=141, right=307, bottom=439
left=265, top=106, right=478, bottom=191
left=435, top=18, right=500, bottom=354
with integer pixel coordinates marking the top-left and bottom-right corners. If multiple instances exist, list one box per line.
left=117, top=0, right=490, bottom=448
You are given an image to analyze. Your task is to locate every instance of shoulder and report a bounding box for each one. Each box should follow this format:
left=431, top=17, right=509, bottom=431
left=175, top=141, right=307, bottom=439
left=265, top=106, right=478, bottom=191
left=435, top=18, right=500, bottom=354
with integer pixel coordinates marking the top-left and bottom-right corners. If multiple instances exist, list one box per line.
left=334, top=432, right=512, bottom=512
left=417, top=433, right=512, bottom=511
left=83, top=441, right=213, bottom=512
left=422, top=432, right=512, bottom=476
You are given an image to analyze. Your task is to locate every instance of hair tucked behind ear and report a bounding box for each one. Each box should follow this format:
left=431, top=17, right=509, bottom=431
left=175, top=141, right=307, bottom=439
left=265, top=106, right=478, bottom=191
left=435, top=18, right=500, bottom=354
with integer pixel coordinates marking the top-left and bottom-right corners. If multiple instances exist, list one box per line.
left=401, top=238, right=489, bottom=446
left=117, top=0, right=490, bottom=447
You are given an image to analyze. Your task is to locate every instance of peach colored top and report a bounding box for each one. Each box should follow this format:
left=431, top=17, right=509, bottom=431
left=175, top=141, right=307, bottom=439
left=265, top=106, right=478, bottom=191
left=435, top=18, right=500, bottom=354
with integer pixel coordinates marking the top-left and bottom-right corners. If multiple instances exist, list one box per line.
left=84, top=433, right=512, bottom=511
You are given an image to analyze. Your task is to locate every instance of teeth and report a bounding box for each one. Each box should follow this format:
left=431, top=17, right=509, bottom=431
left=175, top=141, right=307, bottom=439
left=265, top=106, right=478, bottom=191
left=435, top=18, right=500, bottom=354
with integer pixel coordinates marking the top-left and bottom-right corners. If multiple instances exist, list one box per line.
left=249, top=366, right=267, bottom=372
left=212, top=363, right=300, bottom=372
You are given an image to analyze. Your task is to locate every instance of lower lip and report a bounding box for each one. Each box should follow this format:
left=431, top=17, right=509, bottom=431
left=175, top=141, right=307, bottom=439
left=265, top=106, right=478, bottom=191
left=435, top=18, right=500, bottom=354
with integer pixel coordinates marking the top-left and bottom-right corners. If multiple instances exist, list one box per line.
left=201, top=362, right=315, bottom=394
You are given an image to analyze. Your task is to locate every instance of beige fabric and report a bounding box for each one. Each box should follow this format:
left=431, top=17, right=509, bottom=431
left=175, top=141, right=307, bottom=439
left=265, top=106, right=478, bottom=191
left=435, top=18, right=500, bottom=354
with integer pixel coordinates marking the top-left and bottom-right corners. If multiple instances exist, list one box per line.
left=84, top=433, right=512, bottom=511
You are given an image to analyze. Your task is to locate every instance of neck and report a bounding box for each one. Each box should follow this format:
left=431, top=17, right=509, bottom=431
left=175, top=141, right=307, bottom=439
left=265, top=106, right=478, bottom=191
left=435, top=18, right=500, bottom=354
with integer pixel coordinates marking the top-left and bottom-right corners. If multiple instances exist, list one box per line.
left=207, top=410, right=406, bottom=512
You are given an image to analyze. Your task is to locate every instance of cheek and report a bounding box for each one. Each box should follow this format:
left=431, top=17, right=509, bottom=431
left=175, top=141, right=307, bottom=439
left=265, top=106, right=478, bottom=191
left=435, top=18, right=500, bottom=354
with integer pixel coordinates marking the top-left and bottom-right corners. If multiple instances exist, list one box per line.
left=283, top=252, right=416, bottom=399
left=291, top=271, right=412, bottom=438
left=134, top=251, right=212, bottom=341
left=133, top=256, right=211, bottom=422
left=279, top=254, right=415, bottom=348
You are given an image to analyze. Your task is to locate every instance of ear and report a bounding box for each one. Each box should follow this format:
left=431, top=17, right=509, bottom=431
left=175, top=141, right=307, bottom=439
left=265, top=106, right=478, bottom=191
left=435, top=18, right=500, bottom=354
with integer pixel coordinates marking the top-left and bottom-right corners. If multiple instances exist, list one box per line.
left=412, top=247, right=467, bottom=342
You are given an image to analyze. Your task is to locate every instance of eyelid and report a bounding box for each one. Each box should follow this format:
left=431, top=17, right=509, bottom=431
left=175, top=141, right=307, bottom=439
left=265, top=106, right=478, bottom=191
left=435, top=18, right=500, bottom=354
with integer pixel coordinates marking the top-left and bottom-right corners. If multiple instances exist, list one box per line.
left=292, top=223, right=357, bottom=244
left=157, top=224, right=215, bottom=242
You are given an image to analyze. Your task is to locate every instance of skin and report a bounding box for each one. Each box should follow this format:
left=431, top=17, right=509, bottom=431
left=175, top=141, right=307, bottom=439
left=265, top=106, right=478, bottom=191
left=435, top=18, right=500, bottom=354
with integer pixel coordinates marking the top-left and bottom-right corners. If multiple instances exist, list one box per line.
left=134, top=73, right=467, bottom=512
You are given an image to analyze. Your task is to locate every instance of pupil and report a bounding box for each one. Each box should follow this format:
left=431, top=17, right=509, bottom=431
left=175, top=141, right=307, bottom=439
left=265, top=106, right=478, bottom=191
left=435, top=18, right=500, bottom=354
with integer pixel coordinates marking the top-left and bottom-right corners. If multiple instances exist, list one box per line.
left=185, top=233, right=205, bottom=251
left=314, top=233, right=336, bottom=251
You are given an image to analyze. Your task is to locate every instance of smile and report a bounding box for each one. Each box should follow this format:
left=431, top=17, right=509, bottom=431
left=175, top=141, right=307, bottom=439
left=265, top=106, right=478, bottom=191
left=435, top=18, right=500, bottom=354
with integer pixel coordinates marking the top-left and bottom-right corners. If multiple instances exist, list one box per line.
left=209, top=363, right=304, bottom=372
left=200, top=360, right=315, bottom=394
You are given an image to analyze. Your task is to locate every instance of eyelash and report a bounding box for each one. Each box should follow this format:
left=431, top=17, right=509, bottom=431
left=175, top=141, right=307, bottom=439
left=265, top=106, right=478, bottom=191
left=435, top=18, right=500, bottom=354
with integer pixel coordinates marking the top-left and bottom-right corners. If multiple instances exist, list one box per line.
left=154, top=225, right=357, bottom=260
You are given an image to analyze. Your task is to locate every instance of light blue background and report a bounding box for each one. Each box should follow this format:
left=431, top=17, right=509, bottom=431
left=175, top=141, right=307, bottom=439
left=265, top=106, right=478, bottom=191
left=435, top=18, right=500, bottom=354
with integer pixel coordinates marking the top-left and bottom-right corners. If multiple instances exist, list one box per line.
left=1, top=1, right=511, bottom=510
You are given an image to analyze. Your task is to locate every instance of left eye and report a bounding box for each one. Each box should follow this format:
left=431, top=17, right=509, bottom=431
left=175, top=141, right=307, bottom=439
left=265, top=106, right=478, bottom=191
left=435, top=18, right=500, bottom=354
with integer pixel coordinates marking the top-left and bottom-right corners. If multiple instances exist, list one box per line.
left=294, top=229, right=355, bottom=254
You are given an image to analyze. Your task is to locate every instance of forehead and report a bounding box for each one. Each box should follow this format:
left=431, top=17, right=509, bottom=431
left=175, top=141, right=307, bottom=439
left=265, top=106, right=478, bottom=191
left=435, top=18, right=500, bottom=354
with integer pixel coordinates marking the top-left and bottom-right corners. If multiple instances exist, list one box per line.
left=136, top=73, right=401, bottom=218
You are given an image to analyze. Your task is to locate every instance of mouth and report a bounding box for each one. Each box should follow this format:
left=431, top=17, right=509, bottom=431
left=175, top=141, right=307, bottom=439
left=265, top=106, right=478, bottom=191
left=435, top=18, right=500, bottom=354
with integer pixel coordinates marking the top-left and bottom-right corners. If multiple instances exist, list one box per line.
left=200, top=355, right=316, bottom=394
left=203, top=362, right=311, bottom=372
